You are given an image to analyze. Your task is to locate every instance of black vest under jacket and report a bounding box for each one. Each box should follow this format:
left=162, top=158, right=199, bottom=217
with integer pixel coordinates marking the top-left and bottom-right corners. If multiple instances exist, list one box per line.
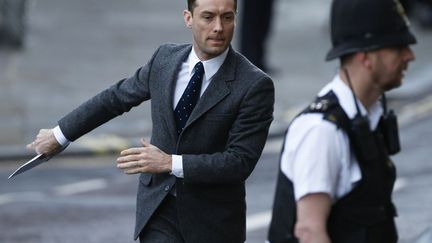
left=268, top=91, right=398, bottom=243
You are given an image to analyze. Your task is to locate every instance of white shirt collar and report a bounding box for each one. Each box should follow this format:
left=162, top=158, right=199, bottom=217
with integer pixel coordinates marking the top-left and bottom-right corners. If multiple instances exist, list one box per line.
left=318, top=74, right=383, bottom=130
left=187, top=47, right=229, bottom=81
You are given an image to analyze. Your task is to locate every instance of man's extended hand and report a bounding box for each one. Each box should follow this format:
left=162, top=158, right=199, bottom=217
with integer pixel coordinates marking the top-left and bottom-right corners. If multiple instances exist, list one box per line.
left=117, top=139, right=172, bottom=174
left=26, top=128, right=62, bottom=155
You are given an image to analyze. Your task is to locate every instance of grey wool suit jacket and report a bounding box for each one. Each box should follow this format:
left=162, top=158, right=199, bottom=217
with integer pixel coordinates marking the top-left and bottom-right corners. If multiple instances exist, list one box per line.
left=58, top=43, right=274, bottom=243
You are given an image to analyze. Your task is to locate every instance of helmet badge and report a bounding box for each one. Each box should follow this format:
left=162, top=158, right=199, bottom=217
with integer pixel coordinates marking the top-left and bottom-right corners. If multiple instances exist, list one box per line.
left=394, top=0, right=411, bottom=26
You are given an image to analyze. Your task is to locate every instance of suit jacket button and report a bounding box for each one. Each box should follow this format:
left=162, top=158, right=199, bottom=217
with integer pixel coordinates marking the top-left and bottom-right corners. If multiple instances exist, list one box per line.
left=164, top=185, right=170, bottom=192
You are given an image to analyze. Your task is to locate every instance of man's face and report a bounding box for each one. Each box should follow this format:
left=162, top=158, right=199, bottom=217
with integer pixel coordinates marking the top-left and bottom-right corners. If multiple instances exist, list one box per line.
left=183, top=0, right=236, bottom=60
left=370, top=46, right=416, bottom=91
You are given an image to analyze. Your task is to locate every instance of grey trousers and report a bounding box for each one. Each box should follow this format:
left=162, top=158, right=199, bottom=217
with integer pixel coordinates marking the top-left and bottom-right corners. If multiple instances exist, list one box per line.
left=139, top=195, right=185, bottom=243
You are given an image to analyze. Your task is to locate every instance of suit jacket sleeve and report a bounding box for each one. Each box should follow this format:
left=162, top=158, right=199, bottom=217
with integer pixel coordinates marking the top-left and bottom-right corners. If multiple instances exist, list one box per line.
left=57, top=46, right=162, bottom=141
left=182, top=75, right=274, bottom=184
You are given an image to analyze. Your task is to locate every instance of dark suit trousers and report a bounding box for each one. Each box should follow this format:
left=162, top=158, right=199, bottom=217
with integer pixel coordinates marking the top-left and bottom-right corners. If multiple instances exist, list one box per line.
left=139, top=195, right=185, bottom=243
left=240, top=0, right=274, bottom=71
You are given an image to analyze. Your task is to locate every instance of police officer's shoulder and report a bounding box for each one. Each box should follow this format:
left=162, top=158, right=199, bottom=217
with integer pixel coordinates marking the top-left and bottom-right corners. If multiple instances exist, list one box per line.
left=303, top=92, right=349, bottom=131
left=308, top=98, right=333, bottom=113
left=305, top=91, right=339, bottom=114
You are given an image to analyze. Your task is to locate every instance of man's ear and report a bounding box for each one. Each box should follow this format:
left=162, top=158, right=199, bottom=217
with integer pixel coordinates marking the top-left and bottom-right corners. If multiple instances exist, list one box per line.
left=183, top=10, right=193, bottom=28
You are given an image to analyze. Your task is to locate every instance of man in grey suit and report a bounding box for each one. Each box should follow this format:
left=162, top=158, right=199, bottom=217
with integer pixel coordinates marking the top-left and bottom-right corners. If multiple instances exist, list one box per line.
left=27, top=0, right=274, bottom=242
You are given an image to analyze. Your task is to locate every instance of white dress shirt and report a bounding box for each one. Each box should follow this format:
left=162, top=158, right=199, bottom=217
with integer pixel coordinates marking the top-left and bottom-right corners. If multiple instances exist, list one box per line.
left=54, top=47, right=229, bottom=178
left=280, top=74, right=383, bottom=202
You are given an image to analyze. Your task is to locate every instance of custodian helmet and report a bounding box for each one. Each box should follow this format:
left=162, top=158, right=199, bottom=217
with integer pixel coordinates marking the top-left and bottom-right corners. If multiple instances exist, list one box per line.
left=326, top=0, right=417, bottom=61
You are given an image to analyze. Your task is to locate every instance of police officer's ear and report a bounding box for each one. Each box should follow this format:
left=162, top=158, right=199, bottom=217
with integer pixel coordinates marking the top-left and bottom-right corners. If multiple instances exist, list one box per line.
left=357, top=52, right=373, bottom=70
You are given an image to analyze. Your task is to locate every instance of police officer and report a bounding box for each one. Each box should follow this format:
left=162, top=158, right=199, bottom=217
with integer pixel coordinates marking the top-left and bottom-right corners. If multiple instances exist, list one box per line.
left=267, top=0, right=416, bottom=242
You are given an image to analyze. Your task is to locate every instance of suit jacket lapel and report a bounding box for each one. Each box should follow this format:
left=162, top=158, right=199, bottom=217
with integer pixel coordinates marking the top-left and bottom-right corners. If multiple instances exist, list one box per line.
left=184, top=48, right=236, bottom=130
left=161, top=45, right=192, bottom=140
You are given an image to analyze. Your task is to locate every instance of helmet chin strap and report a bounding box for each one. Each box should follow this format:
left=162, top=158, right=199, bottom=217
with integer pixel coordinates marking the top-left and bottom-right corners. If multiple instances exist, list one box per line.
left=342, top=67, right=362, bottom=117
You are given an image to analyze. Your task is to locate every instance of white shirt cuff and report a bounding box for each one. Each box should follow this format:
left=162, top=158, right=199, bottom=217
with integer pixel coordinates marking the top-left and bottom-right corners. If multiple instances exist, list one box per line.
left=53, top=126, right=70, bottom=146
left=171, top=154, right=184, bottom=178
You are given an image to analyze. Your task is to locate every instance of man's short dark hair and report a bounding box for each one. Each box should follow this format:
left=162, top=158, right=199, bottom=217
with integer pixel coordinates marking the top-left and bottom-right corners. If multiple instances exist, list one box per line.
left=187, top=0, right=237, bottom=13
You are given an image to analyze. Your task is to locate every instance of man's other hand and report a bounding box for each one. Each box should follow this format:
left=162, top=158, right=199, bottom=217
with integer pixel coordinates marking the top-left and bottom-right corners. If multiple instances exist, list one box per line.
left=117, top=139, right=172, bottom=174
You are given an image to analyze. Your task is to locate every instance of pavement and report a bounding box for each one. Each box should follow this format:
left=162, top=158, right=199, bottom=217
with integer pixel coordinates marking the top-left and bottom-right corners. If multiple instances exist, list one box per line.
left=1, top=0, right=432, bottom=160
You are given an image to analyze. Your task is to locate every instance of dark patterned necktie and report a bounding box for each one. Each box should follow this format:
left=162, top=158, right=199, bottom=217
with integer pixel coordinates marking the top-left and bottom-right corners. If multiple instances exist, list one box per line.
left=174, top=61, right=205, bottom=135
